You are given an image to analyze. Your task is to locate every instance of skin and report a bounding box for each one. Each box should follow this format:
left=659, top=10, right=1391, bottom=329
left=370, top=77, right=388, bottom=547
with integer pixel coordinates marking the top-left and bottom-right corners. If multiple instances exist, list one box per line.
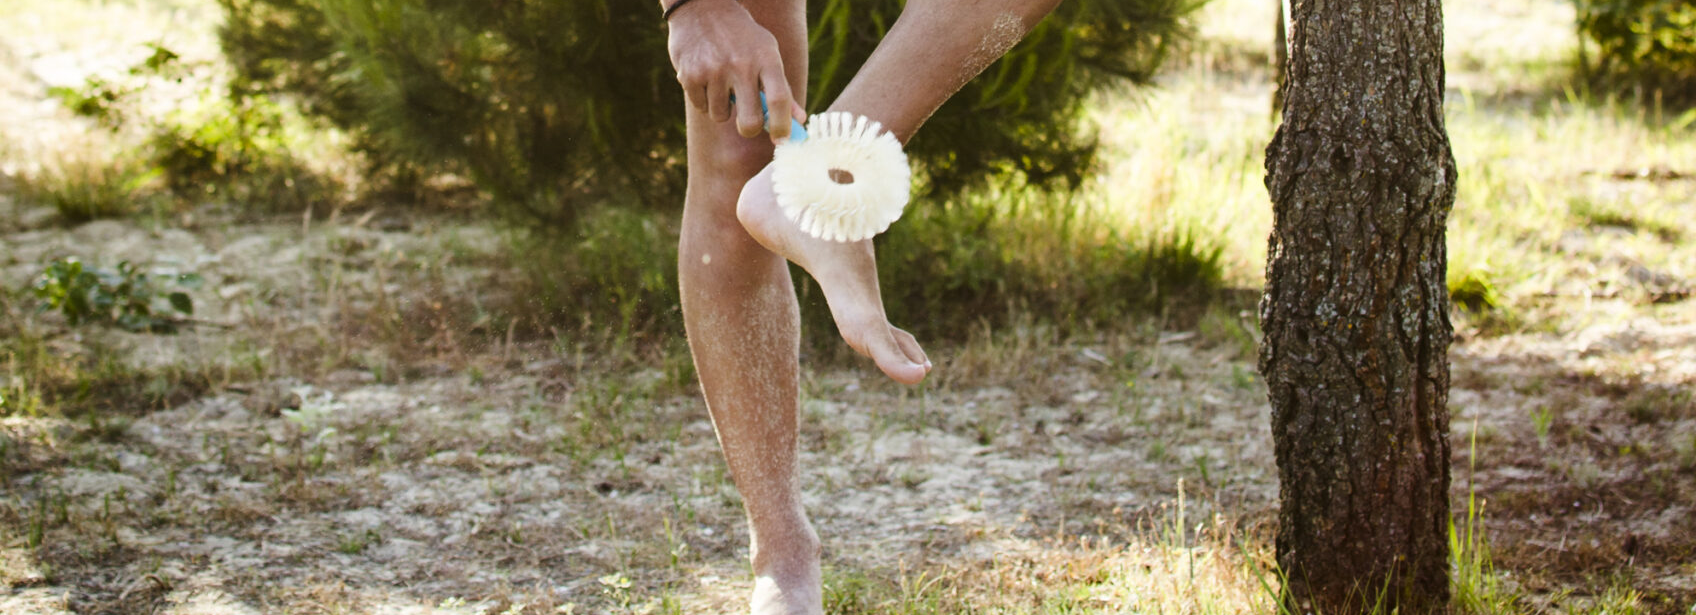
left=664, top=0, right=1063, bottom=611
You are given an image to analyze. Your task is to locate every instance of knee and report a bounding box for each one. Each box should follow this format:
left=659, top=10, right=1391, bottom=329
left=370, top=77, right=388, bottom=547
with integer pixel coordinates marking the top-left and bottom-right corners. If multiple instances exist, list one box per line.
left=680, top=176, right=772, bottom=269
left=691, top=133, right=774, bottom=184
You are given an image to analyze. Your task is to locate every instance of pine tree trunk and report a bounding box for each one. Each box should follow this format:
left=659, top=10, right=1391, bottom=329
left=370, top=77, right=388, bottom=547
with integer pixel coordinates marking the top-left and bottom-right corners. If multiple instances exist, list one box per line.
left=1271, top=0, right=1287, bottom=115
left=1259, top=0, right=1456, bottom=612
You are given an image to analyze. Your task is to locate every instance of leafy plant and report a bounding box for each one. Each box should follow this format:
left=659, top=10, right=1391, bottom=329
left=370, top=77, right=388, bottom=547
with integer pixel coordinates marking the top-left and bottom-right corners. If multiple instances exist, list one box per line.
left=31, top=258, right=202, bottom=333
left=1576, top=0, right=1696, bottom=93
left=1449, top=269, right=1502, bottom=313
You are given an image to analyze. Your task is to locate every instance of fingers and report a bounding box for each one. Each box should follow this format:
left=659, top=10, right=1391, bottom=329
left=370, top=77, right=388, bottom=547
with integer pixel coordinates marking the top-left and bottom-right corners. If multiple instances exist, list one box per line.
left=707, top=79, right=731, bottom=123
left=760, top=66, right=797, bottom=141
left=668, top=10, right=794, bottom=137
left=682, top=81, right=709, bottom=113
left=674, top=62, right=708, bottom=112
left=733, top=77, right=764, bottom=138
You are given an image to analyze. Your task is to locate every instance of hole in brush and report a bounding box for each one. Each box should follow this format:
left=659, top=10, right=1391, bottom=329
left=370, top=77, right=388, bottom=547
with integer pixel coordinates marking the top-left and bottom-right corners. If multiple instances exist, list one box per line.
left=828, top=169, right=856, bottom=184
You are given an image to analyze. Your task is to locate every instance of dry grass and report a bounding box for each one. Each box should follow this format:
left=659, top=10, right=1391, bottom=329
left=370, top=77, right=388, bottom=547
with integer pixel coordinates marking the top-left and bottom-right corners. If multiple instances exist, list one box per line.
left=12, top=143, right=159, bottom=223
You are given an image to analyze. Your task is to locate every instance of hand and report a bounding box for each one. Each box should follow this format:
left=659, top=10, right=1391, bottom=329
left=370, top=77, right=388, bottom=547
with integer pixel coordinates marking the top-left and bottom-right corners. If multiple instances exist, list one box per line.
left=666, top=0, right=805, bottom=141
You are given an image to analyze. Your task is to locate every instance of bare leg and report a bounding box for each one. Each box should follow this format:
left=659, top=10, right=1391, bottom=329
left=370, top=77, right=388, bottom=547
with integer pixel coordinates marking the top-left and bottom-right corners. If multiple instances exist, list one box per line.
left=678, top=2, right=822, bottom=614
left=738, top=0, right=1063, bottom=383
left=687, top=1, right=1064, bottom=610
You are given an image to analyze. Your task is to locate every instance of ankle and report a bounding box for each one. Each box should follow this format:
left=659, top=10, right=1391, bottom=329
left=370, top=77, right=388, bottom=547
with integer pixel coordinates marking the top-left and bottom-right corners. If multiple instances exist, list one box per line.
left=749, top=522, right=821, bottom=574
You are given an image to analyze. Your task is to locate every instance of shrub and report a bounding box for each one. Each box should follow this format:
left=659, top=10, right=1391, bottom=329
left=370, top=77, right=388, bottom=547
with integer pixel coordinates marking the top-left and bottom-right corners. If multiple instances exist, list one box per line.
left=47, top=44, right=338, bottom=214
left=508, top=208, right=682, bottom=341
left=217, top=0, right=1196, bottom=226
left=1576, top=0, right=1696, bottom=93
left=31, top=257, right=201, bottom=333
left=220, top=0, right=1210, bottom=345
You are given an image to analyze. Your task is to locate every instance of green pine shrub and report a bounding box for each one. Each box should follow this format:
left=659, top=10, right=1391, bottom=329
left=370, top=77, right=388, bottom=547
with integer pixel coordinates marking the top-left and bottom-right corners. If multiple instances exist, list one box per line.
left=221, top=0, right=1208, bottom=343
left=1576, top=0, right=1696, bottom=94
left=217, top=0, right=1197, bottom=224
left=220, top=0, right=686, bottom=227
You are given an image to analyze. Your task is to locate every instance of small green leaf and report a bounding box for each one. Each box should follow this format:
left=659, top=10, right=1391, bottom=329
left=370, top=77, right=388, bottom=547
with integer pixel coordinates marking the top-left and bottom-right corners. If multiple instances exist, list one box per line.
left=168, top=292, right=193, bottom=315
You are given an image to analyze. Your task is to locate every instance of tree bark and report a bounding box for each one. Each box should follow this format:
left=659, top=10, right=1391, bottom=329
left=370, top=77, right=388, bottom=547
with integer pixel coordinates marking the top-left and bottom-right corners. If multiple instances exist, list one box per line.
left=1259, top=0, right=1456, bottom=612
left=1271, top=0, right=1287, bottom=115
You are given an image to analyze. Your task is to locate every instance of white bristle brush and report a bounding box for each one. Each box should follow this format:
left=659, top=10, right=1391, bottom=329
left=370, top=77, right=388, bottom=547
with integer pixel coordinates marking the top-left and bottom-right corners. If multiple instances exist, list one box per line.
left=746, top=94, right=911, bottom=243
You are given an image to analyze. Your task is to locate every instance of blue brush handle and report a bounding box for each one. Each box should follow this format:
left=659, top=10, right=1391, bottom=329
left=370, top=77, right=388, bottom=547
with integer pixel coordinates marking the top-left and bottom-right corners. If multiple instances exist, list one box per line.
left=730, top=92, right=807, bottom=143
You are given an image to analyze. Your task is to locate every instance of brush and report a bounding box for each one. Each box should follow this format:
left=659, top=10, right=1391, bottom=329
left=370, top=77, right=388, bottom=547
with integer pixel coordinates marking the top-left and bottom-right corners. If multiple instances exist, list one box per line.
left=742, top=93, right=911, bottom=242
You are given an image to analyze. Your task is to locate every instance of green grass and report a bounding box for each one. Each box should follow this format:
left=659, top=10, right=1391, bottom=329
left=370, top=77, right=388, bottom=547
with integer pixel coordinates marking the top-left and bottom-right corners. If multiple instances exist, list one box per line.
left=0, top=282, right=254, bottom=422
left=1452, top=427, right=1523, bottom=615
left=873, top=178, right=1226, bottom=341
left=1443, top=87, right=1696, bottom=332
left=1569, top=196, right=1682, bottom=242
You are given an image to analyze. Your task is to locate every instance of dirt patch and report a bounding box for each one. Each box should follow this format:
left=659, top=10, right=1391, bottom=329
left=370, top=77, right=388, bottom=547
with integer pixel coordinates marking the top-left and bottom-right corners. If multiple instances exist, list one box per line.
left=3, top=275, right=1281, bottom=613
left=1452, top=303, right=1696, bottom=612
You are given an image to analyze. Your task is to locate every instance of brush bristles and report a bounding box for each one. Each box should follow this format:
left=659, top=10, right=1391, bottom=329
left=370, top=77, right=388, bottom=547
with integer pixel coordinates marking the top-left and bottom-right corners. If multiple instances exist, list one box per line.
left=771, top=112, right=911, bottom=242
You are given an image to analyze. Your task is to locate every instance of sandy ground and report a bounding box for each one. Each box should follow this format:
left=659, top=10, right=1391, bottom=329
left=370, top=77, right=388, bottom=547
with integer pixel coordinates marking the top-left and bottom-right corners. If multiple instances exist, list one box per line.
left=2, top=199, right=1692, bottom=613
left=0, top=192, right=1290, bottom=613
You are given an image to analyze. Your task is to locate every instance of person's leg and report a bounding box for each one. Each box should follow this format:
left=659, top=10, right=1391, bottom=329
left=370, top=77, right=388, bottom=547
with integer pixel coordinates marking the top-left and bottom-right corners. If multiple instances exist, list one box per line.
left=677, top=1, right=823, bottom=613
left=738, top=0, right=1063, bottom=384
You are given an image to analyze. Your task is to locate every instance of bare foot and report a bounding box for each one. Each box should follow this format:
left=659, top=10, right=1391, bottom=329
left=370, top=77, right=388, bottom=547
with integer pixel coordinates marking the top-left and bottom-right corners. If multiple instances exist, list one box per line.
left=737, top=165, right=931, bottom=384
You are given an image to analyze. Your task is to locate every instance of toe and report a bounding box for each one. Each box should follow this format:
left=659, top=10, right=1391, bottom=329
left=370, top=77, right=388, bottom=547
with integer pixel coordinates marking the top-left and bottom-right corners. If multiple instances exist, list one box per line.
left=865, top=329, right=927, bottom=385
left=891, top=326, right=931, bottom=372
